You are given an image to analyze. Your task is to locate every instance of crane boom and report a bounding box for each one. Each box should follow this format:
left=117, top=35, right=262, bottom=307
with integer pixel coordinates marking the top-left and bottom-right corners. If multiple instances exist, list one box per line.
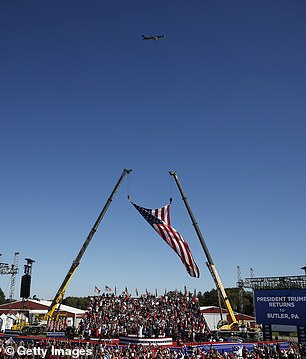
left=46, top=168, right=132, bottom=320
left=169, top=171, right=238, bottom=328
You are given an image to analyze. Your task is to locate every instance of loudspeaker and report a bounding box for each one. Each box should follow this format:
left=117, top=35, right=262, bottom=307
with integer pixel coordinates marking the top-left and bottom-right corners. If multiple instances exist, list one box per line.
left=20, top=274, right=31, bottom=298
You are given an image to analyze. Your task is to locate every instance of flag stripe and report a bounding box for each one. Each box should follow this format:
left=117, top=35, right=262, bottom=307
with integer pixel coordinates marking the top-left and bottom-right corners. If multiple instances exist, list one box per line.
left=162, top=226, right=189, bottom=273
left=154, top=224, right=181, bottom=258
left=167, top=224, right=199, bottom=277
left=132, top=202, right=199, bottom=278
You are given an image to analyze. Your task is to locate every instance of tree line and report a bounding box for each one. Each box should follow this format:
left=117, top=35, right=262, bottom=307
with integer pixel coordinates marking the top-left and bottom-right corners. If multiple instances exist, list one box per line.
left=196, top=288, right=254, bottom=315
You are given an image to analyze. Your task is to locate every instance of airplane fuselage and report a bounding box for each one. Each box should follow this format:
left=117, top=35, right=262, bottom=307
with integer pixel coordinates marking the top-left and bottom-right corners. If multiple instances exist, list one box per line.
left=142, top=35, right=165, bottom=41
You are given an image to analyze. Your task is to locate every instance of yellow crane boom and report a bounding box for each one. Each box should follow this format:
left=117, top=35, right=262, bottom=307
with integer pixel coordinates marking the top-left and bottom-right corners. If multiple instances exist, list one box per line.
left=170, top=171, right=238, bottom=329
left=46, top=168, right=132, bottom=321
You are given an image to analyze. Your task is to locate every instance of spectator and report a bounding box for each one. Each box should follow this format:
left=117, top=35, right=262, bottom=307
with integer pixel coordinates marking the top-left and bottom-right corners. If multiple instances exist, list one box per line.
left=78, top=292, right=210, bottom=343
left=0, top=338, right=302, bottom=359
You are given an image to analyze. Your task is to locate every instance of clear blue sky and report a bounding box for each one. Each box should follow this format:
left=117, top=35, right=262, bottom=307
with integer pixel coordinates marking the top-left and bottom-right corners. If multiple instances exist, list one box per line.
left=1, top=1, right=305, bottom=301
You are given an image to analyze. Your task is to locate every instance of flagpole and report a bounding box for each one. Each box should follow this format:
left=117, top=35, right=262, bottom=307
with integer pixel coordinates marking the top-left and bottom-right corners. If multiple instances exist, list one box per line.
left=169, top=171, right=238, bottom=328
left=46, top=168, right=132, bottom=320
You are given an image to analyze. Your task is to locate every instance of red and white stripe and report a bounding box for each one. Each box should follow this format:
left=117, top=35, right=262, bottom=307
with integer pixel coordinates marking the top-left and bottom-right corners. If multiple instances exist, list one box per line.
left=152, top=204, right=200, bottom=278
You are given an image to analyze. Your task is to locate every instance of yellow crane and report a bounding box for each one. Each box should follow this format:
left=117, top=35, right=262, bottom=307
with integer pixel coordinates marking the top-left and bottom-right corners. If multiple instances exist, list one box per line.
left=170, top=171, right=239, bottom=330
left=46, top=169, right=132, bottom=322
left=16, top=169, right=132, bottom=335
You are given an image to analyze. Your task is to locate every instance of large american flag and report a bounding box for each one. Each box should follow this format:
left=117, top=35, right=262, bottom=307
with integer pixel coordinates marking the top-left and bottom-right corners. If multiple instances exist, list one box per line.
left=132, top=202, right=200, bottom=278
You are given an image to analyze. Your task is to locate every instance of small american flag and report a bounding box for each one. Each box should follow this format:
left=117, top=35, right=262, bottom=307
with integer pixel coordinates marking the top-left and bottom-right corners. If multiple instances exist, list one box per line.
left=132, top=202, right=200, bottom=278
left=105, top=285, right=112, bottom=292
left=94, top=286, right=101, bottom=295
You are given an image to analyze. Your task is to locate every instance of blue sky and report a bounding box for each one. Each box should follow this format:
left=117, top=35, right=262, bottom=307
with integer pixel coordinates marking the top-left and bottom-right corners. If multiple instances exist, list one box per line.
left=0, top=1, right=305, bottom=301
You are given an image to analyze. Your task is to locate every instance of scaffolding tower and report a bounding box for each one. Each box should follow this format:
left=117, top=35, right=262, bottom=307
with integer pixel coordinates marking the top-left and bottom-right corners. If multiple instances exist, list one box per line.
left=243, top=274, right=306, bottom=290
left=0, top=252, right=19, bottom=301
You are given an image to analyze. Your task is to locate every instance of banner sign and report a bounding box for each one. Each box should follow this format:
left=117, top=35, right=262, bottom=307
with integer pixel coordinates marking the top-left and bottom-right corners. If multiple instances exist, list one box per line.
left=46, top=332, right=66, bottom=338
left=254, top=289, right=306, bottom=326
left=119, top=336, right=173, bottom=346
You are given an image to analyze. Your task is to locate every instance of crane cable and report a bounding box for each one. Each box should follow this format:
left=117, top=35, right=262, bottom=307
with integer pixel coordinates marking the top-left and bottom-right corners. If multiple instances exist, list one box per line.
left=127, top=170, right=132, bottom=202
left=169, top=173, right=173, bottom=204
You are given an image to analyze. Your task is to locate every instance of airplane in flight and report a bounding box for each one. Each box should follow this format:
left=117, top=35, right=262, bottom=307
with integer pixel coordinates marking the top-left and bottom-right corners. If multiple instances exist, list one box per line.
left=142, top=34, right=166, bottom=41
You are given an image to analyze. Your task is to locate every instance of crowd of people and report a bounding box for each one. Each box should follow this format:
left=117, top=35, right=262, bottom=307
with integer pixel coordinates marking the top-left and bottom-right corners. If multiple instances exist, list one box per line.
left=0, top=338, right=305, bottom=359
left=78, top=292, right=210, bottom=342
left=2, top=293, right=305, bottom=358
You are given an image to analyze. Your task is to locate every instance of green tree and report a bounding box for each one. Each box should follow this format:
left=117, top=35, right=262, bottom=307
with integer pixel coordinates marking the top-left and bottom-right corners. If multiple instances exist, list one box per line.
left=62, top=296, right=90, bottom=310
left=242, top=290, right=254, bottom=316
left=225, top=287, right=240, bottom=311
left=197, top=287, right=254, bottom=315
left=197, top=289, right=218, bottom=306
left=0, top=288, right=5, bottom=304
